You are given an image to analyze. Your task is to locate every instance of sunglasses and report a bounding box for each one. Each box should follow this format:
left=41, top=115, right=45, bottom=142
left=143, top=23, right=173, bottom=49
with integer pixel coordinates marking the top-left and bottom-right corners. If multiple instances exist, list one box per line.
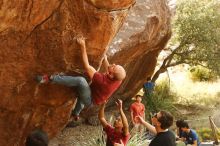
left=152, top=113, right=158, bottom=119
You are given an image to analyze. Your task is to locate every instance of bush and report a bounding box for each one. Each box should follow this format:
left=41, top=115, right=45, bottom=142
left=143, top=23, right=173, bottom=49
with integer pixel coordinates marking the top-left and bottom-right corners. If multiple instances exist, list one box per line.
left=127, top=132, right=150, bottom=146
left=189, top=66, right=218, bottom=82
left=81, top=126, right=106, bottom=146
left=197, top=128, right=220, bottom=142
left=143, top=79, right=177, bottom=119
left=83, top=127, right=150, bottom=146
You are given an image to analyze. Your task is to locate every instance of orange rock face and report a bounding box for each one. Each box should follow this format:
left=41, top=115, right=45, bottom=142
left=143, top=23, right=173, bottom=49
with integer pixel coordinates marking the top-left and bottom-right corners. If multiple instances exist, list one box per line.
left=86, top=0, right=135, bottom=10
left=108, top=0, right=172, bottom=102
left=0, top=0, right=171, bottom=145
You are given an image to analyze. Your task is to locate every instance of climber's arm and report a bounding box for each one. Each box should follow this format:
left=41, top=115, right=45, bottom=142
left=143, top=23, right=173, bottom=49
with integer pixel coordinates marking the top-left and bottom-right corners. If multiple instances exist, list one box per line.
left=77, top=37, right=96, bottom=79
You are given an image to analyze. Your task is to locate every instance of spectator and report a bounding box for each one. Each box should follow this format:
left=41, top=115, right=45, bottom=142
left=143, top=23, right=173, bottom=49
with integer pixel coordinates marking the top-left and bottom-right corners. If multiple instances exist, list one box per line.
left=176, top=119, right=185, bottom=140
left=25, top=129, right=48, bottom=146
left=138, top=110, right=176, bottom=146
left=143, top=77, right=155, bottom=96
left=130, top=94, right=145, bottom=133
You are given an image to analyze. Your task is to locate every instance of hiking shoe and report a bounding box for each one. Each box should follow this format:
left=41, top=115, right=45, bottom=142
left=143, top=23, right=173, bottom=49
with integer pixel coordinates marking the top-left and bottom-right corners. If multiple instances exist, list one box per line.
left=72, top=115, right=80, bottom=121
left=36, top=75, right=50, bottom=84
left=66, top=121, right=80, bottom=128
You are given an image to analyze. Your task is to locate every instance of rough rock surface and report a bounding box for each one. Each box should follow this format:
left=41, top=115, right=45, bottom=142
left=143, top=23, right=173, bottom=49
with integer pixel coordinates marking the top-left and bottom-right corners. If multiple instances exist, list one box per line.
left=0, top=0, right=171, bottom=145
left=0, top=0, right=132, bottom=145
left=108, top=0, right=172, bottom=102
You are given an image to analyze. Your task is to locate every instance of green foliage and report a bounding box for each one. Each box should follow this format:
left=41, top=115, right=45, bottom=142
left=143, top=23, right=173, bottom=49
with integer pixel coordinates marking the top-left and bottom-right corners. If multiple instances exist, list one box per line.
left=127, top=132, right=150, bottom=146
left=170, top=0, right=220, bottom=76
left=83, top=127, right=150, bottom=146
left=81, top=126, right=106, bottom=146
left=143, top=80, right=176, bottom=118
left=197, top=128, right=220, bottom=141
left=189, top=66, right=218, bottom=82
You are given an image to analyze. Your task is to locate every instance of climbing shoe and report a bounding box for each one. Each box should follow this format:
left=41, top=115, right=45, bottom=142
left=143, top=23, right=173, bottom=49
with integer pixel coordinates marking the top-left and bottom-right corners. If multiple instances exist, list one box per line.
left=66, top=121, right=80, bottom=128
left=66, top=115, right=81, bottom=128
left=73, top=115, right=80, bottom=121
left=36, top=74, right=50, bottom=84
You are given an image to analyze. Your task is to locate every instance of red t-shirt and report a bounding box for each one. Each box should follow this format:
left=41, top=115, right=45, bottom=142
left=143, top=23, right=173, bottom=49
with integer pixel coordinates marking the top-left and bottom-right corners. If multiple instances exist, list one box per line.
left=90, top=72, right=121, bottom=105
left=104, top=124, right=130, bottom=146
left=130, top=102, right=145, bottom=124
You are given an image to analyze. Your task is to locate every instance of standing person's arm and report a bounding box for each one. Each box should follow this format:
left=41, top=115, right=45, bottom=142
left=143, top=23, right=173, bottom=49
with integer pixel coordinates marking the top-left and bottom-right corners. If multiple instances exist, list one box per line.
left=143, top=112, right=145, bottom=121
left=116, top=99, right=129, bottom=136
left=137, top=116, right=157, bottom=135
left=77, top=37, right=96, bottom=79
left=143, top=105, right=145, bottom=120
left=98, top=103, right=108, bottom=128
left=130, top=108, right=135, bottom=125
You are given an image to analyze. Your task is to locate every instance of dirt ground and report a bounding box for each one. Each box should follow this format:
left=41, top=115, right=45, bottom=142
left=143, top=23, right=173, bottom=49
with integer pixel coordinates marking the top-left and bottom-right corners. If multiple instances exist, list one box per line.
left=49, top=106, right=124, bottom=146
left=49, top=124, right=102, bottom=146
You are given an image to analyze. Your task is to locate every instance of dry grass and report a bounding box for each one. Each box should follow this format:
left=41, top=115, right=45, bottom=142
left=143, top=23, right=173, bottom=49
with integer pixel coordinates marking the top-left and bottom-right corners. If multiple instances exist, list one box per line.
left=159, top=70, right=220, bottom=107
left=158, top=69, right=220, bottom=130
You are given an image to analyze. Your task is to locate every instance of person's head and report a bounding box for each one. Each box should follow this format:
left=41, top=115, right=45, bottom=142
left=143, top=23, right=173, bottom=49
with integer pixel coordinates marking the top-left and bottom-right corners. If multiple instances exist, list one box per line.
left=152, top=110, right=174, bottom=130
left=135, top=94, right=143, bottom=103
left=176, top=119, right=185, bottom=128
left=26, top=129, right=49, bottom=146
left=107, top=64, right=126, bottom=81
left=113, top=115, right=123, bottom=130
left=179, top=121, right=190, bottom=132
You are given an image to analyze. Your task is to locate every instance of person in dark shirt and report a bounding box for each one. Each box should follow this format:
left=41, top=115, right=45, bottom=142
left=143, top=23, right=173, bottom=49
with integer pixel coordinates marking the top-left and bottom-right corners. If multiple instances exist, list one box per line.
left=138, top=110, right=176, bottom=146
left=143, top=77, right=155, bottom=96
left=176, top=119, right=185, bottom=140
left=26, top=129, right=48, bottom=146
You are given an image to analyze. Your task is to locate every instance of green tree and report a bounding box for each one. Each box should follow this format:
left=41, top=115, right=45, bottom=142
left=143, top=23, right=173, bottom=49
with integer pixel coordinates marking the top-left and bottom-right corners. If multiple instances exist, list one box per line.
left=151, top=0, right=220, bottom=82
left=189, top=66, right=218, bottom=82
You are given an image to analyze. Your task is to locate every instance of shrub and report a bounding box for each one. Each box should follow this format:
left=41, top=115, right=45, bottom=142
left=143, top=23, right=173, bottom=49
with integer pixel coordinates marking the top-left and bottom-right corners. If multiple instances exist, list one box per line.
left=82, top=127, right=150, bottom=146
left=143, top=79, right=177, bottom=119
left=81, top=126, right=106, bottom=146
left=197, top=128, right=220, bottom=142
left=189, top=66, right=218, bottom=82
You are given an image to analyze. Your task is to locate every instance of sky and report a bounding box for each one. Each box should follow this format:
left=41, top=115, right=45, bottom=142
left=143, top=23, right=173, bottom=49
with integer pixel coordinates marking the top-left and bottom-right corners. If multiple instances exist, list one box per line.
left=168, top=0, right=176, bottom=9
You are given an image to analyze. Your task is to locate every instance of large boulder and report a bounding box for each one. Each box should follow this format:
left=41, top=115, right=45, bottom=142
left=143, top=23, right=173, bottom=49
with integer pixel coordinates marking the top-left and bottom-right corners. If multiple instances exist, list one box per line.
left=0, top=0, right=171, bottom=145
left=108, top=0, right=172, bottom=102
left=0, top=0, right=132, bottom=145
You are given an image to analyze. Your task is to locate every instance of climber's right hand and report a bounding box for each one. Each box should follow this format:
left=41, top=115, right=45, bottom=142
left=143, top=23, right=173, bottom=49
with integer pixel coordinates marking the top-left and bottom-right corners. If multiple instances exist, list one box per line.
left=76, top=36, right=86, bottom=47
